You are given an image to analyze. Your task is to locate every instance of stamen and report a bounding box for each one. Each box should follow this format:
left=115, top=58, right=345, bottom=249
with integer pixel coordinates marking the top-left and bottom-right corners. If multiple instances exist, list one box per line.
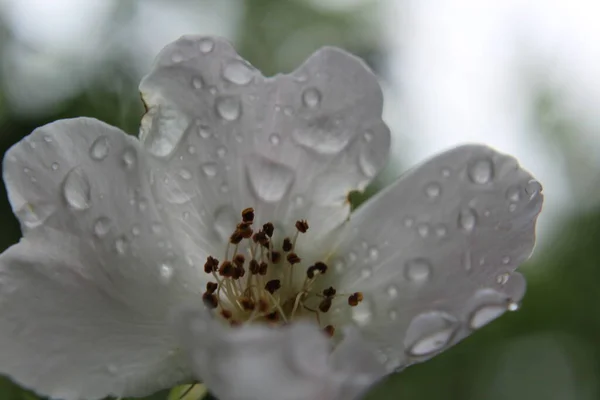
left=241, top=207, right=255, bottom=223
left=295, top=220, right=309, bottom=233
left=287, top=253, right=301, bottom=265
left=282, top=237, right=293, bottom=252
left=204, top=256, right=219, bottom=274
left=206, top=282, right=218, bottom=294
left=265, top=279, right=281, bottom=294
left=269, top=251, right=281, bottom=264
left=263, top=222, right=274, bottom=238
left=323, top=325, right=335, bottom=337
left=348, top=292, right=364, bottom=307
left=202, top=292, right=218, bottom=309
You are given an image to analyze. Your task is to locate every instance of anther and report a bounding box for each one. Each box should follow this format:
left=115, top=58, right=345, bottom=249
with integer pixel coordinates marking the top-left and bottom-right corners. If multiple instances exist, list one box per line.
left=202, top=292, right=218, bottom=309
left=295, top=220, right=309, bottom=233
left=282, top=237, right=292, bottom=252
left=241, top=207, right=255, bottom=223
left=322, top=287, right=336, bottom=297
left=314, top=262, right=328, bottom=274
left=236, top=222, right=253, bottom=239
left=233, top=254, right=245, bottom=268
left=220, top=309, right=233, bottom=320
left=270, top=251, right=281, bottom=264
left=229, top=231, right=244, bottom=244
left=206, top=282, right=218, bottom=294
left=265, top=312, right=279, bottom=322
left=249, top=259, right=260, bottom=274
left=287, top=252, right=301, bottom=265
left=265, top=279, right=281, bottom=294
left=232, top=265, right=245, bottom=280
left=263, top=222, right=275, bottom=238
left=259, top=262, right=268, bottom=275
left=219, top=261, right=235, bottom=277
left=348, top=292, right=364, bottom=307
left=240, top=297, right=255, bottom=311
left=323, top=325, right=335, bottom=337
left=318, top=298, right=332, bottom=313
left=306, top=265, right=316, bottom=279
left=258, top=297, right=270, bottom=313
left=253, top=231, right=269, bottom=247
left=204, top=256, right=219, bottom=274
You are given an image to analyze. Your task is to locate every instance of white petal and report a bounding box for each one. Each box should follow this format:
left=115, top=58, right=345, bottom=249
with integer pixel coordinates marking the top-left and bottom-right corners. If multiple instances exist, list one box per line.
left=139, top=35, right=389, bottom=244
left=1, top=118, right=202, bottom=398
left=177, top=309, right=385, bottom=400
left=325, top=145, right=543, bottom=369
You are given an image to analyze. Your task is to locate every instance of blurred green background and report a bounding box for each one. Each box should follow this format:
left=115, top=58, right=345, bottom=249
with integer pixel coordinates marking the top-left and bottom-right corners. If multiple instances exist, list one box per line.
left=1, top=0, right=600, bottom=399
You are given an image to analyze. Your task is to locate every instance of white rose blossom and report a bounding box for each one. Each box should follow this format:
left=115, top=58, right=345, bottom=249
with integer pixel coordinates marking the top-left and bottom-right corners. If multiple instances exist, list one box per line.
left=0, top=35, right=543, bottom=400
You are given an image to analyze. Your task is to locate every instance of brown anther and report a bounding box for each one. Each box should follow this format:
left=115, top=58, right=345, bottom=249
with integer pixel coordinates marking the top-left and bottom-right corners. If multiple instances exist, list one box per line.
left=237, top=223, right=254, bottom=239
left=258, top=262, right=268, bottom=275
left=253, top=231, right=269, bottom=247
left=282, top=237, right=293, bottom=252
left=230, top=320, right=242, bottom=327
left=236, top=265, right=246, bottom=279
left=241, top=207, right=255, bottom=223
left=219, top=261, right=235, bottom=277
left=233, top=254, right=246, bottom=268
left=265, top=312, right=279, bottom=322
left=206, top=282, right=218, bottom=294
left=229, top=230, right=244, bottom=244
left=323, top=325, right=335, bottom=337
left=204, top=256, right=219, bottom=274
left=232, top=265, right=243, bottom=280
left=270, top=251, right=281, bottom=264
left=220, top=309, right=233, bottom=319
left=265, top=279, right=281, bottom=294
left=322, top=287, right=336, bottom=297
left=314, top=261, right=328, bottom=274
left=286, top=252, right=301, bottom=265
left=318, top=298, right=332, bottom=313
left=348, top=292, right=364, bottom=307
left=295, top=220, right=309, bottom=233
left=202, top=292, right=218, bottom=309
left=239, top=297, right=255, bottom=311
left=258, top=297, right=270, bottom=313
left=249, top=259, right=260, bottom=274
left=306, top=265, right=316, bottom=279
left=263, top=222, right=275, bottom=238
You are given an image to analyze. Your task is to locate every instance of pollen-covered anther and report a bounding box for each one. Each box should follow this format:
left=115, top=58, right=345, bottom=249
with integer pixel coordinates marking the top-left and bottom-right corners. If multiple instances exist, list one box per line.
left=265, top=279, right=281, bottom=294
left=323, top=325, right=335, bottom=337
left=233, top=254, right=245, bottom=268
left=258, top=262, right=268, bottom=275
left=206, top=282, right=218, bottom=294
left=219, top=261, right=235, bottom=277
left=269, top=251, right=281, bottom=264
left=322, top=287, right=336, bottom=297
left=286, top=252, right=301, bottom=265
left=282, top=237, right=292, bottom=252
left=265, top=312, right=279, bottom=322
left=295, top=220, right=309, bottom=233
left=253, top=231, right=269, bottom=247
left=258, top=297, right=270, bottom=313
left=204, top=256, right=219, bottom=274
left=263, top=222, right=275, bottom=238
left=220, top=309, right=233, bottom=320
left=318, top=298, right=332, bottom=313
left=249, top=259, right=260, bottom=274
left=229, top=231, right=244, bottom=245
left=241, top=207, right=255, bottom=223
left=239, top=297, right=255, bottom=311
left=348, top=292, right=364, bottom=307
left=236, top=222, right=254, bottom=239
left=202, top=292, right=218, bottom=309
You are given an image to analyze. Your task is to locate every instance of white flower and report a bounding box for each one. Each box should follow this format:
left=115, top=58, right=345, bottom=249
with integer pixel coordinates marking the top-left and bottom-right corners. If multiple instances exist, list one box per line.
left=0, top=35, right=543, bottom=400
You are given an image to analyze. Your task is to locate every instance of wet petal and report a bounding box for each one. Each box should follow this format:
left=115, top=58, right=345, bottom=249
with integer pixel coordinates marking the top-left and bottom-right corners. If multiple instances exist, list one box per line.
left=139, top=35, right=389, bottom=245
left=178, top=309, right=384, bottom=400
left=325, top=145, right=543, bottom=370
left=1, top=118, right=202, bottom=398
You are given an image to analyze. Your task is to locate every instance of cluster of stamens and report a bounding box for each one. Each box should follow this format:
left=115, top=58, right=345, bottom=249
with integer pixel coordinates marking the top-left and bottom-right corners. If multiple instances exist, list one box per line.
left=201, top=207, right=363, bottom=336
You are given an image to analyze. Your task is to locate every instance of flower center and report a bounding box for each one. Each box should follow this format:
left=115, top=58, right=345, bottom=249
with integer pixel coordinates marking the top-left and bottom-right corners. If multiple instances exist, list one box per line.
left=201, top=208, right=363, bottom=337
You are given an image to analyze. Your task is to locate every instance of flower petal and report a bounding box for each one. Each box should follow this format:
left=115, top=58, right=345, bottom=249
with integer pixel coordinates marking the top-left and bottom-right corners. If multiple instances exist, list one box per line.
left=177, top=309, right=384, bottom=400
left=139, top=35, right=389, bottom=244
left=325, top=145, right=543, bottom=370
left=1, top=118, right=201, bottom=398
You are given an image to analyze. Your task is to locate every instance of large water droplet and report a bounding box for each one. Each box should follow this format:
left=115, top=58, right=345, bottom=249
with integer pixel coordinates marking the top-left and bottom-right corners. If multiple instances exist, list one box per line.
left=351, top=296, right=373, bottom=327
left=215, top=96, right=241, bottom=121
left=404, top=258, right=432, bottom=282
left=201, top=162, right=218, bottom=178
left=197, top=124, right=211, bottom=139
left=424, top=182, right=441, bottom=199
left=213, top=206, right=237, bottom=241
left=160, top=263, right=174, bottom=284
left=468, top=158, right=494, bottom=184
left=246, top=155, right=295, bottom=202
left=17, top=203, right=53, bottom=229
left=404, top=311, right=459, bottom=357
left=469, top=305, right=506, bottom=329
left=458, top=207, right=477, bottom=232
left=51, top=162, right=59, bottom=171
left=198, top=38, right=215, bottom=53
left=171, top=53, right=184, bottom=63
left=90, top=136, right=109, bottom=161
left=525, top=179, right=542, bottom=198
left=222, top=60, right=255, bottom=85
left=302, top=87, right=322, bottom=108
left=93, top=217, right=111, bottom=237
left=63, top=168, right=91, bottom=210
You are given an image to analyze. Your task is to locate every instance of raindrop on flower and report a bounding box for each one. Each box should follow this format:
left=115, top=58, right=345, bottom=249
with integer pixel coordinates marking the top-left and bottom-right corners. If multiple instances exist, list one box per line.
left=468, top=158, right=494, bottom=184
left=131, top=225, right=141, bottom=236
left=198, top=38, right=215, bottom=53
left=159, top=264, right=174, bottom=284
left=246, top=156, right=295, bottom=203
left=405, top=311, right=459, bottom=357
left=90, top=136, right=109, bottom=161
left=351, top=296, right=373, bottom=327
left=506, top=185, right=521, bottom=202
left=269, top=133, right=281, bottom=146
left=201, top=162, right=218, bottom=178
left=215, top=96, right=241, bottom=121
left=424, top=182, right=441, bottom=199
left=93, top=217, right=111, bottom=237
left=197, top=124, right=211, bottom=139
left=386, top=285, right=399, bottom=299
left=458, top=207, right=477, bottom=232
left=191, top=76, right=203, bottom=89
left=216, top=146, right=227, bottom=158
left=122, top=149, right=137, bottom=169
left=51, top=162, right=59, bottom=171
left=171, top=53, right=184, bottom=63
left=417, top=223, right=430, bottom=238
left=404, top=258, right=432, bottom=282
left=222, top=60, right=255, bottom=85
left=115, top=237, right=128, bottom=255
left=469, top=304, right=507, bottom=329
left=178, top=169, right=192, bottom=180
left=62, top=168, right=91, bottom=210
left=302, top=87, right=322, bottom=108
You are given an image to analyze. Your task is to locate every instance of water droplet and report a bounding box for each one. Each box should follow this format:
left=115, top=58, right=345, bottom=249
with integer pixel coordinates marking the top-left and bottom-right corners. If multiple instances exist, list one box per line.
left=213, top=206, right=237, bottom=241
left=508, top=203, right=517, bottom=213
left=192, top=76, right=204, bottom=89
left=469, top=305, right=506, bottom=329
left=151, top=223, right=162, bottom=235
left=404, top=311, right=459, bottom=357
left=208, top=86, right=218, bottom=95
left=417, top=223, right=430, bottom=238
left=160, top=264, right=174, bottom=283
left=198, top=38, right=215, bottom=53
left=386, top=285, right=399, bottom=299
left=268, top=133, right=281, bottom=146
left=506, top=185, right=521, bottom=202
left=458, top=207, right=477, bottom=232
left=404, top=258, right=432, bottom=282
left=171, top=53, right=184, bottom=63
left=293, top=195, right=304, bottom=207
left=358, top=148, right=379, bottom=178
left=107, top=364, right=118, bottom=374
left=302, top=87, right=322, bottom=108
left=51, top=162, right=59, bottom=171
left=178, top=169, right=192, bottom=180
left=220, top=183, right=229, bottom=193
left=187, top=145, right=197, bottom=155
left=441, top=167, right=451, bottom=177
left=197, top=124, right=211, bottom=139
left=363, top=131, right=373, bottom=142
left=403, top=217, right=415, bottom=227
left=468, top=158, right=494, bottom=184
left=501, top=256, right=511, bottom=265
left=366, top=247, right=379, bottom=262
left=43, top=135, right=52, bottom=143
left=496, top=273, right=510, bottom=285
left=63, top=168, right=91, bottom=210
left=525, top=179, right=542, bottom=198
left=508, top=302, right=519, bottom=311
left=283, top=107, right=293, bottom=116
left=138, top=198, right=147, bottom=211
left=435, top=224, right=447, bottom=237
left=223, top=60, right=255, bottom=85
left=351, top=296, right=373, bottom=327
left=122, top=149, right=137, bottom=169
left=201, top=162, right=218, bottom=178
left=131, top=225, right=141, bottom=236
left=360, top=268, right=372, bottom=279
left=334, top=260, right=345, bottom=274
left=245, top=155, right=295, bottom=203
left=215, top=96, right=241, bottom=121
left=90, top=136, right=110, bottom=161
left=94, top=217, right=111, bottom=237
left=115, top=237, right=128, bottom=254
left=216, top=146, right=227, bottom=158
left=424, top=182, right=441, bottom=199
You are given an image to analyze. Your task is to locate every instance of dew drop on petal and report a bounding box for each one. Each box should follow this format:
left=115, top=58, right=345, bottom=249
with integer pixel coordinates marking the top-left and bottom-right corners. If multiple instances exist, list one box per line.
left=403, top=217, right=415, bottom=228
left=351, top=296, right=373, bottom=327
left=468, top=158, right=494, bottom=184
left=416, top=223, right=430, bottom=238
left=192, top=76, right=204, bottom=89
left=51, top=162, right=59, bottom=171
left=94, top=217, right=111, bottom=237
left=63, top=168, right=91, bottom=210
left=506, top=185, right=521, bottom=202
left=246, top=156, right=295, bottom=202
left=302, top=87, right=322, bottom=108
left=496, top=273, right=510, bottom=285
left=131, top=225, right=141, bottom=236
left=201, top=162, right=218, bottom=178
left=215, top=96, right=241, bottom=121
left=405, top=311, right=459, bottom=357
left=213, top=206, right=237, bottom=242
left=178, top=169, right=193, bottom=181
left=404, top=258, right=432, bottom=282
left=216, top=146, right=227, bottom=158
left=458, top=207, right=477, bottom=232
left=368, top=246, right=379, bottom=261
left=171, top=53, right=184, bottom=63
left=386, top=285, right=399, bottom=299
left=115, top=236, right=128, bottom=254
left=360, top=267, right=372, bottom=279
left=222, top=60, right=255, bottom=85
left=469, top=305, right=506, bottom=329
left=269, top=133, right=281, bottom=146
left=198, top=38, right=215, bottom=53
left=525, top=179, right=542, bottom=198
left=197, top=124, right=211, bottom=139
left=435, top=224, right=447, bottom=238
left=122, top=149, right=137, bottom=169
left=424, top=182, right=441, bottom=199
left=160, top=264, right=174, bottom=284
left=508, top=302, right=520, bottom=311
left=90, top=136, right=110, bottom=161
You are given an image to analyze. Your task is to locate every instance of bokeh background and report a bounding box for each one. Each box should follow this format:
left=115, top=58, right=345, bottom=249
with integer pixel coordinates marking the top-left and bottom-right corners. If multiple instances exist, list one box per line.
left=0, top=0, right=599, bottom=399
